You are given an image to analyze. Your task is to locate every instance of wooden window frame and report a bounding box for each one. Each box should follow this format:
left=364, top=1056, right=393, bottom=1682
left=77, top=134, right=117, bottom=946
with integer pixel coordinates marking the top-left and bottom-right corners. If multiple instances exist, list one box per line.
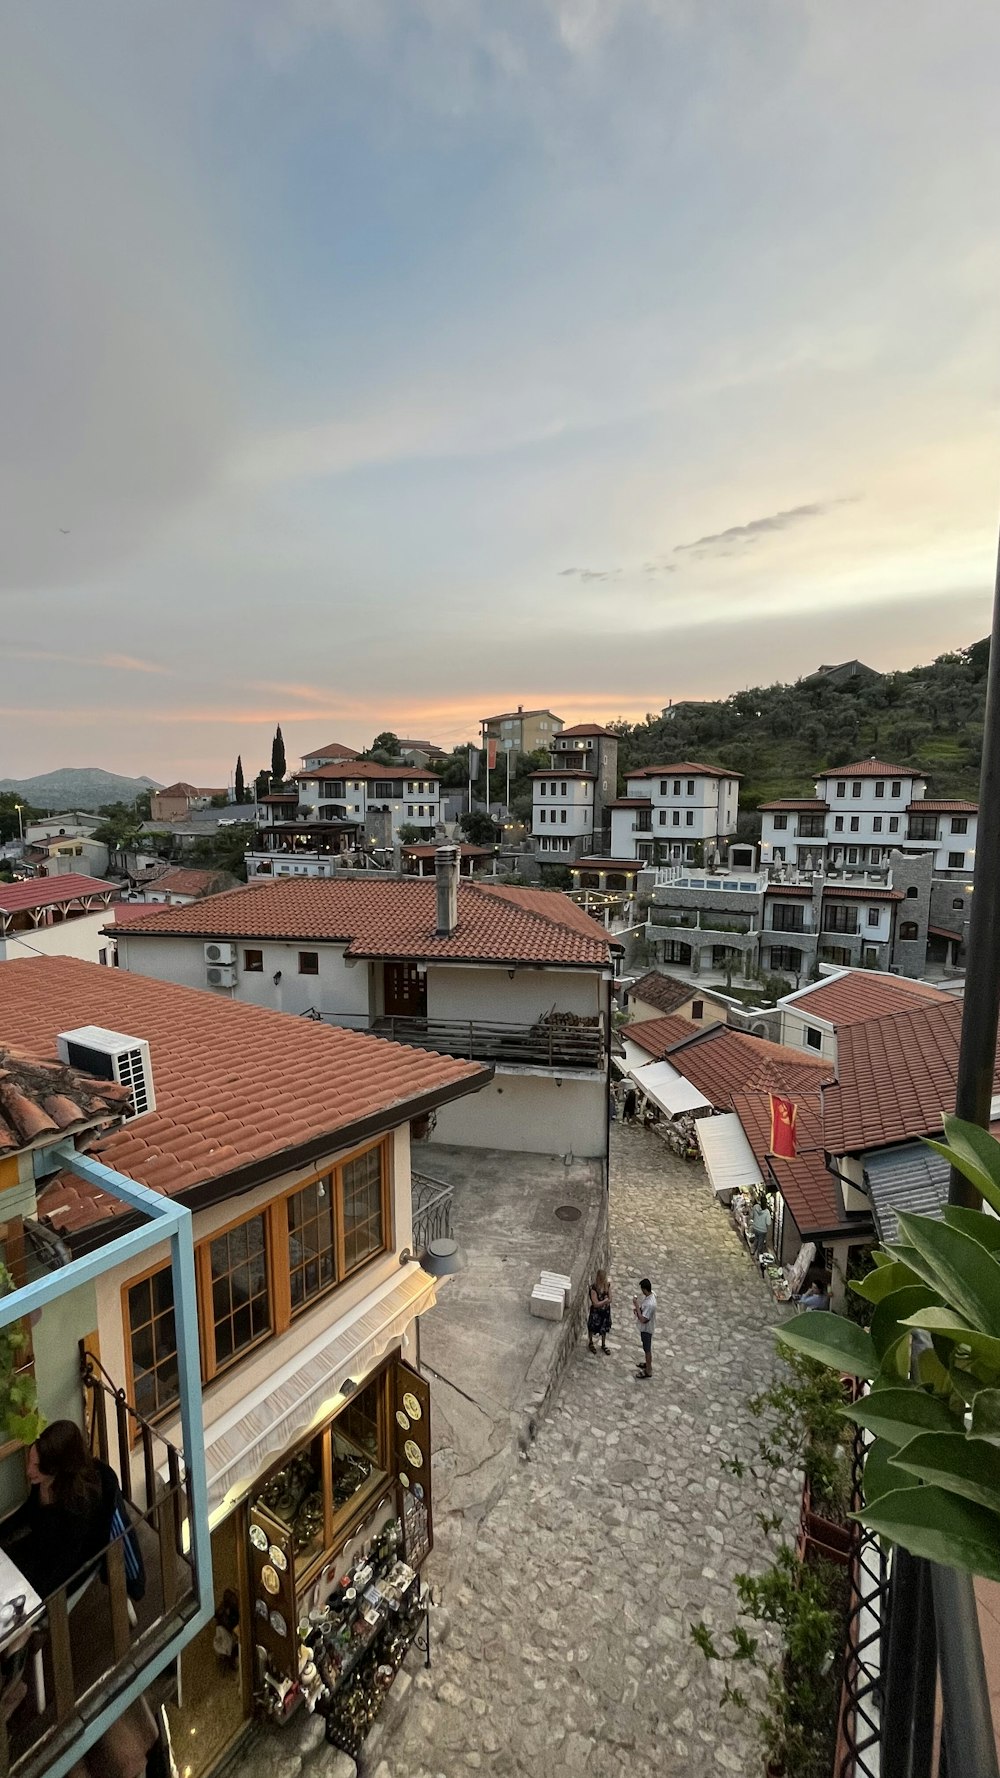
left=200, top=1207, right=274, bottom=1384
left=244, top=949, right=264, bottom=972
left=298, top=951, right=320, bottom=975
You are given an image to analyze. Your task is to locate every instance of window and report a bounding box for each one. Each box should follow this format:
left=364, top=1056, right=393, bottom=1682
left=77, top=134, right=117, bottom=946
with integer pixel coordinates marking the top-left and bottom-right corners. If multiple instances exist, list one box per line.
left=852, top=782, right=862, bottom=798
left=560, top=782, right=567, bottom=796
left=908, top=816, right=938, bottom=841
left=773, top=846, right=785, bottom=862
left=805, top=1027, right=823, bottom=1051
left=823, top=905, right=859, bottom=934
left=769, top=947, right=801, bottom=972
left=686, top=780, right=694, bottom=795
left=891, top=780, right=901, bottom=797
left=798, top=816, right=825, bottom=838
left=672, top=811, right=680, bottom=827
left=407, top=805, right=414, bottom=816
left=691, top=1000, right=704, bottom=1020
left=539, top=808, right=546, bottom=823
left=906, top=885, right=918, bottom=898
left=948, top=851, right=964, bottom=868
left=244, top=949, right=263, bottom=972
left=873, top=816, right=882, bottom=833
left=299, top=951, right=319, bottom=974
left=847, top=848, right=858, bottom=863
left=951, top=816, right=968, bottom=834
left=660, top=780, right=668, bottom=796
left=287, top=1179, right=336, bottom=1312
left=673, top=779, right=681, bottom=794
left=900, top=921, right=919, bottom=941
left=889, top=816, right=899, bottom=833
left=341, top=1147, right=385, bottom=1272
left=953, top=898, right=964, bottom=909
left=773, top=814, right=788, bottom=830
left=659, top=810, right=667, bottom=826
left=836, top=782, right=846, bottom=798
left=685, top=811, right=694, bottom=826
left=209, top=1214, right=271, bottom=1369
left=560, top=809, right=567, bottom=823
left=874, top=781, right=885, bottom=798
left=127, top=1269, right=179, bottom=1421
left=834, top=815, right=844, bottom=832
left=850, top=816, right=860, bottom=832
left=771, top=903, right=805, bottom=932
left=867, top=907, right=881, bottom=927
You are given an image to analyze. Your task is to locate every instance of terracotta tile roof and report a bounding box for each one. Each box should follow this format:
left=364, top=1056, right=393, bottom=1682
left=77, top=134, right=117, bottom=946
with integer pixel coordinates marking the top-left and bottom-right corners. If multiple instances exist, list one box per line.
left=295, top=762, right=440, bottom=783
left=669, top=1027, right=833, bottom=1110
left=820, top=885, right=903, bottom=902
left=141, top=866, right=236, bottom=899
left=109, top=903, right=162, bottom=927
left=0, top=875, right=116, bottom=916
left=557, top=723, right=617, bottom=738
left=157, top=782, right=199, bottom=797
left=928, top=924, right=962, bottom=941
left=0, top=958, right=488, bottom=1234
left=0, top=1047, right=131, bottom=1156
left=905, top=800, right=978, bottom=813
left=396, top=739, right=445, bottom=753
left=628, top=1013, right=700, bottom=1057
left=607, top=797, right=652, bottom=809
left=821, top=999, right=987, bottom=1151
left=302, top=742, right=361, bottom=760
left=573, top=857, right=643, bottom=871
left=626, top=761, right=741, bottom=780
left=782, top=971, right=949, bottom=1027
left=758, top=799, right=830, bottom=811
left=731, top=1090, right=847, bottom=1235
left=401, top=844, right=491, bottom=858
left=817, top=759, right=916, bottom=779
left=630, top=972, right=700, bottom=1016
left=763, top=884, right=814, bottom=897
left=111, top=879, right=615, bottom=967
left=482, top=708, right=562, bottom=723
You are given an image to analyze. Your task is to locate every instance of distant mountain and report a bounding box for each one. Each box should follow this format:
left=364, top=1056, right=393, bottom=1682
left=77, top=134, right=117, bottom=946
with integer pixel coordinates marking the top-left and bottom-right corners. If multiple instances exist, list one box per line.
left=0, top=767, right=163, bottom=811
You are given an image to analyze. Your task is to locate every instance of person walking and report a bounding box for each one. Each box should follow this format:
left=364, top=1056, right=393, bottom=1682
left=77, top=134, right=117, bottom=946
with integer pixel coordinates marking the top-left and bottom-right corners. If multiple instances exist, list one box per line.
left=622, top=1086, right=638, bottom=1125
left=633, top=1277, right=656, bottom=1379
left=586, top=1270, right=612, bottom=1354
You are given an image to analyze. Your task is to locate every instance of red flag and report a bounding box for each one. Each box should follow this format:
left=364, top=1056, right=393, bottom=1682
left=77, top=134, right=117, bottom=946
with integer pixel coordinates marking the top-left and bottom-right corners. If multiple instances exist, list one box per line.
left=769, top=1093, right=797, bottom=1159
left=487, top=738, right=497, bottom=770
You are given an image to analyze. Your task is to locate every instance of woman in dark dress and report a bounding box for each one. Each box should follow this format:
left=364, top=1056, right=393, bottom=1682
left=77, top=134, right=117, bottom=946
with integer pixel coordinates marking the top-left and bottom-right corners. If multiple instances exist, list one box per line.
left=1, top=1420, right=118, bottom=1599
left=587, top=1270, right=612, bottom=1354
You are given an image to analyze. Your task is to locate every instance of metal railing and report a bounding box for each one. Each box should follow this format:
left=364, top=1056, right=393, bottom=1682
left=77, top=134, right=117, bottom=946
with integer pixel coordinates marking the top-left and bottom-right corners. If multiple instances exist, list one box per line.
left=0, top=1359, right=197, bottom=1778
left=411, top=1172, right=453, bottom=1250
left=373, top=1013, right=604, bottom=1069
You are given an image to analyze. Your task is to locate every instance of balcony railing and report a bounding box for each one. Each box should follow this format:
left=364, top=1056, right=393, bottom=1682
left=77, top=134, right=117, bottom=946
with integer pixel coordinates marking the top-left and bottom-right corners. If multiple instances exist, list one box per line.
left=0, top=1364, right=198, bottom=1778
left=411, top=1172, right=454, bottom=1250
left=373, top=1014, right=604, bottom=1070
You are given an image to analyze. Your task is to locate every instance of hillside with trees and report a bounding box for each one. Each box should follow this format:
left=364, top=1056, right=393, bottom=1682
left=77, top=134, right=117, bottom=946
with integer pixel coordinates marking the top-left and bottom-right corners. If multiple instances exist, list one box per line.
left=610, top=639, right=990, bottom=810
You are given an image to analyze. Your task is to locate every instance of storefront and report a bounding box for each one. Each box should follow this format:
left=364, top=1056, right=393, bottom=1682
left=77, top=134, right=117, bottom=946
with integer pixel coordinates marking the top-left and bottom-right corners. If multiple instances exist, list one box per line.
left=170, top=1350, right=432, bottom=1774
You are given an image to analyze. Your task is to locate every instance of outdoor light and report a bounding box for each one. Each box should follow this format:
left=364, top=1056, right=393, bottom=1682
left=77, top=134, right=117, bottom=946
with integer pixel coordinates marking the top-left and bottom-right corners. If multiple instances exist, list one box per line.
left=339, top=1377, right=358, bottom=1397
left=421, top=1237, right=464, bottom=1278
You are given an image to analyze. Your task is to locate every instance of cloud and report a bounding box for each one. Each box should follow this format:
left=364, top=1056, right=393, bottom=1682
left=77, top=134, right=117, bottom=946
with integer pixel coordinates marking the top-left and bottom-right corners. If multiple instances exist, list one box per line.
left=558, top=566, right=622, bottom=582
left=7, top=647, right=171, bottom=676
left=673, top=498, right=861, bottom=560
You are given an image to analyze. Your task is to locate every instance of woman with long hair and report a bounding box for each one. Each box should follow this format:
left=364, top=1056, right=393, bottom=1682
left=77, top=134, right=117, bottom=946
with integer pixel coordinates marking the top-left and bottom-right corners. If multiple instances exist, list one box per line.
left=586, top=1270, right=612, bottom=1354
left=1, top=1420, right=118, bottom=1599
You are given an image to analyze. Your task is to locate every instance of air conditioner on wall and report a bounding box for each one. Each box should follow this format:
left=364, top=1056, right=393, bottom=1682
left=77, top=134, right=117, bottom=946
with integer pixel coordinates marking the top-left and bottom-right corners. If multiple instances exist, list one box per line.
left=57, top=1027, right=156, bottom=1119
left=206, top=965, right=237, bottom=988
left=204, top=942, right=236, bottom=965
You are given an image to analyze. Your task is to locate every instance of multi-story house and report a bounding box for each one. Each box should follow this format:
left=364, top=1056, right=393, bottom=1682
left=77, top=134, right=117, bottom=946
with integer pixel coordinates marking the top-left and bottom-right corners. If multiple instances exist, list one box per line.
left=480, top=705, right=564, bottom=755
left=299, top=740, right=361, bottom=771
left=608, top=762, right=741, bottom=865
left=0, top=954, right=488, bottom=1778
left=530, top=724, right=619, bottom=868
left=150, top=783, right=229, bottom=822
left=110, top=849, right=616, bottom=1163
left=247, top=763, right=443, bottom=878
left=759, top=758, right=978, bottom=877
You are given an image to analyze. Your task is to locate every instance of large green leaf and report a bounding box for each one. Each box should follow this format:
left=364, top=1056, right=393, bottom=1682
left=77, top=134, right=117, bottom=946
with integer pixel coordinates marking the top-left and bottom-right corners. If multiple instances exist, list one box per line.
left=889, top=1433, right=1000, bottom=1514
left=970, top=1390, right=1000, bottom=1447
left=859, top=1484, right=1000, bottom=1581
left=895, top=1211, right=1000, bottom=1339
left=775, top=1310, right=878, bottom=1378
left=871, top=1287, right=942, bottom=1361
left=899, top=1306, right=1000, bottom=1375
left=884, top=1242, right=953, bottom=1295
left=863, top=1437, right=901, bottom=1504
left=924, top=1117, right=1000, bottom=1216
left=852, top=1260, right=926, bottom=1304
left=943, top=1206, right=1000, bottom=1255
left=845, top=1386, right=962, bottom=1446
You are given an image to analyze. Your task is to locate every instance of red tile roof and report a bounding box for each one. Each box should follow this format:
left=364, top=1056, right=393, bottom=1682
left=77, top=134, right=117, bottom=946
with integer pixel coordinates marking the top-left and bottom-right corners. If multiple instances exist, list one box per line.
left=302, top=742, right=361, bottom=760
left=731, top=1090, right=845, bottom=1235
left=139, top=866, right=236, bottom=899
left=820, top=1000, right=983, bottom=1152
left=783, top=971, right=949, bottom=1027
left=557, top=723, right=618, bottom=738
left=905, top=800, right=978, bottom=813
left=628, top=1013, right=701, bottom=1056
left=109, top=903, right=162, bottom=927
left=295, top=762, right=440, bottom=783
left=156, top=782, right=199, bottom=797
left=0, top=875, right=116, bottom=916
left=764, top=884, right=814, bottom=897
left=0, top=1048, right=131, bottom=1156
left=816, top=759, right=917, bottom=778
left=0, top=958, right=488, bottom=1233
left=630, top=972, right=701, bottom=1016
left=666, top=1027, right=833, bottom=1108
left=626, top=761, right=742, bottom=780
left=758, top=799, right=830, bottom=811
left=111, top=879, right=615, bottom=967
left=820, top=886, right=903, bottom=902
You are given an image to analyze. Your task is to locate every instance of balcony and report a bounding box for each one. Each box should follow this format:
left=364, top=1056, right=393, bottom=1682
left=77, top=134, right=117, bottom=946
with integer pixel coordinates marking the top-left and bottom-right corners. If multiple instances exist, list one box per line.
left=411, top=1171, right=454, bottom=1249
left=372, top=1014, right=605, bottom=1071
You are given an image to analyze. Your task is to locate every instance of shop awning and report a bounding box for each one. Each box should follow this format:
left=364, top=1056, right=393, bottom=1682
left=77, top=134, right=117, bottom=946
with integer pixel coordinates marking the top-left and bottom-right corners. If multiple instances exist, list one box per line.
left=630, top=1058, right=711, bottom=1117
left=697, top=1112, right=765, bottom=1202
left=204, top=1266, right=437, bottom=1516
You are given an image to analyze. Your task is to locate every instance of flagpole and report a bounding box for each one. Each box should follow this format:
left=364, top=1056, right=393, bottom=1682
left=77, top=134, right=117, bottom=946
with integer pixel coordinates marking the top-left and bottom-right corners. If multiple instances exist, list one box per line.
left=484, top=724, right=490, bottom=820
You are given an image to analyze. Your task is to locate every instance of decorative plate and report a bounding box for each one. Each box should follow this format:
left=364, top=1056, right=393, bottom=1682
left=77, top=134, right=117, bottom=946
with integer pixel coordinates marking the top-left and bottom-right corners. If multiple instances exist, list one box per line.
left=269, top=1546, right=288, bottom=1571
left=413, top=1483, right=425, bottom=1501
left=261, top=1564, right=281, bottom=1596
left=402, top=1393, right=422, bottom=1421
left=395, top=1410, right=410, bottom=1430
left=269, top=1610, right=287, bottom=1638
left=398, top=1472, right=410, bottom=1489
left=249, top=1526, right=268, bottom=1552
left=255, top=1599, right=268, bottom=1619
left=403, top=1439, right=423, bottom=1469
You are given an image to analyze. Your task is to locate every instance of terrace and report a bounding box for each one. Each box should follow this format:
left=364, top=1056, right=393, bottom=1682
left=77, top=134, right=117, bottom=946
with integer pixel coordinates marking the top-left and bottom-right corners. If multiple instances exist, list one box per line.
left=371, top=1012, right=606, bottom=1071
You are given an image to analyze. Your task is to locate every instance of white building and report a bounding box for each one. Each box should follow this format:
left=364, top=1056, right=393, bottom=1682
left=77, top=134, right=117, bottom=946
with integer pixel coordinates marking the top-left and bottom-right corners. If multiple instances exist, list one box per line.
left=530, top=724, right=619, bottom=867
left=247, top=762, right=444, bottom=878
left=608, top=762, right=741, bottom=865
left=0, top=872, right=120, bottom=964
left=759, top=758, right=978, bottom=877
left=112, top=851, right=616, bottom=1162
left=299, top=739, right=361, bottom=771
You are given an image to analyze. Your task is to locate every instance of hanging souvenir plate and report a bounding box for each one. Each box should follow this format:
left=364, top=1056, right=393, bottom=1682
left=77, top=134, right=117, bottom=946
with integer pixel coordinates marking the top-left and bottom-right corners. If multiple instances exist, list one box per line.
left=395, top=1410, right=410, bottom=1430
left=269, top=1610, right=287, bottom=1638
left=413, top=1482, right=425, bottom=1501
left=261, top=1564, right=281, bottom=1595
left=249, top=1525, right=268, bottom=1552
left=269, top=1545, right=288, bottom=1571
left=402, top=1393, right=422, bottom=1421
left=398, top=1472, right=410, bottom=1489
left=255, top=1599, right=268, bottom=1619
left=403, top=1439, right=423, bottom=1469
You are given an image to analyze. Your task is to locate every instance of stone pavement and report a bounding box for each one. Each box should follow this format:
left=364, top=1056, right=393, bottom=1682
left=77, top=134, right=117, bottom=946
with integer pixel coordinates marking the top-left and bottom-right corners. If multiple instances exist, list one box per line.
left=348, top=1124, right=795, bottom=1778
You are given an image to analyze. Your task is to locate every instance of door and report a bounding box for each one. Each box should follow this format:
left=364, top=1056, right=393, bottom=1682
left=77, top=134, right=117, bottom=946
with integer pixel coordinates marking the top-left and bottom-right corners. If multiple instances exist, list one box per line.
left=384, top=961, right=427, bottom=1018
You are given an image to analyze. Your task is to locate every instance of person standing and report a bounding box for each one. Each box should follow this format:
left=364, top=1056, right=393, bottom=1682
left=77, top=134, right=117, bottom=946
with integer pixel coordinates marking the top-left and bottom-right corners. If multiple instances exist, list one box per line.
left=633, top=1278, right=656, bottom=1379
left=586, top=1270, right=612, bottom=1354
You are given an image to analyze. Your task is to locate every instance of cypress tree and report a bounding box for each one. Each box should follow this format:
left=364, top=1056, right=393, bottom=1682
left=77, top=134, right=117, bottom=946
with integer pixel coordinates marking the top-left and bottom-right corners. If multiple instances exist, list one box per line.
left=235, top=754, right=245, bottom=804
left=271, top=725, right=286, bottom=785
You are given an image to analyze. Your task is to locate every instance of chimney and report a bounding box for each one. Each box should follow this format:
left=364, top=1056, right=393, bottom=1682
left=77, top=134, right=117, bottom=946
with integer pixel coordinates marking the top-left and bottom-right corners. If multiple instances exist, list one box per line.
left=435, top=845, right=460, bottom=936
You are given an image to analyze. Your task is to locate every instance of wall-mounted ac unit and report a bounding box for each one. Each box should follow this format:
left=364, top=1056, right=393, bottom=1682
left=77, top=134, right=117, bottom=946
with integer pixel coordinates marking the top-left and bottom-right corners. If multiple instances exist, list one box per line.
left=204, top=942, right=236, bottom=965
left=206, top=964, right=237, bottom=989
left=57, top=1027, right=156, bottom=1119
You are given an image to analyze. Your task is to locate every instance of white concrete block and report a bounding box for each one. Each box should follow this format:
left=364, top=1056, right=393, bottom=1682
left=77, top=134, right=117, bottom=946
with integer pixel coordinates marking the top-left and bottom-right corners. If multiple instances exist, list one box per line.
left=530, top=1285, right=565, bottom=1321
left=540, top=1270, right=572, bottom=1306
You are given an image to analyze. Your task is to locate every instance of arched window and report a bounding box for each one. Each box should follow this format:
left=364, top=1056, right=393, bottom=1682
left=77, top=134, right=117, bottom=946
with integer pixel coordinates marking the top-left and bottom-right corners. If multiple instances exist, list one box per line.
left=906, top=885, right=918, bottom=898
left=900, top=921, right=918, bottom=940
left=952, top=898, right=964, bottom=909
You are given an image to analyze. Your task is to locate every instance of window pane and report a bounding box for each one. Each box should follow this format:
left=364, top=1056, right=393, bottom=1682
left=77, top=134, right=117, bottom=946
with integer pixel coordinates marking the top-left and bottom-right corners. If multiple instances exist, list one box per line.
left=210, top=1215, right=270, bottom=1369
left=128, top=1267, right=179, bottom=1419
left=340, top=1148, right=385, bottom=1272
left=288, top=1180, right=337, bottom=1311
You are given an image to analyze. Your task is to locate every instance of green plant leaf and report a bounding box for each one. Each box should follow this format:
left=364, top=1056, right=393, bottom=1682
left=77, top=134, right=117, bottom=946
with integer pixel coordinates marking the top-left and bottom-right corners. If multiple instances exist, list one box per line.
left=845, top=1386, right=962, bottom=1446
left=889, top=1433, right=1000, bottom=1514
left=916, top=1345, right=953, bottom=1393
left=899, top=1306, right=1000, bottom=1373
left=943, top=1206, right=1000, bottom=1255
left=775, top=1311, right=878, bottom=1379
left=970, top=1390, right=1000, bottom=1446
left=895, top=1211, right=1000, bottom=1339
left=924, top=1117, right=1000, bottom=1216
left=871, top=1287, right=942, bottom=1361
left=852, top=1260, right=925, bottom=1304
left=883, top=1242, right=952, bottom=1295
left=862, top=1437, right=901, bottom=1503
left=858, top=1484, right=1000, bottom=1582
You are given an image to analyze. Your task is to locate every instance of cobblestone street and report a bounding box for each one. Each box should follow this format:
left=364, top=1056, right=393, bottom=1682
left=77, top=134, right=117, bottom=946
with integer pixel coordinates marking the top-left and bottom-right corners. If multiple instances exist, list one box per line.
left=358, top=1124, right=796, bottom=1778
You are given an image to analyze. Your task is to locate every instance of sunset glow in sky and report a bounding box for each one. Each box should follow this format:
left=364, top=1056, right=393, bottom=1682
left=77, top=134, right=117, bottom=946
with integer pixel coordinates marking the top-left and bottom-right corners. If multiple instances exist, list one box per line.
left=4, top=2, right=1000, bottom=782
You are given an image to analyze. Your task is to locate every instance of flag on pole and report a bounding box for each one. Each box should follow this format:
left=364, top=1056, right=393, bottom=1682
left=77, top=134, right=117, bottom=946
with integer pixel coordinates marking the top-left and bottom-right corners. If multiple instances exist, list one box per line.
left=768, top=1093, right=797, bottom=1159
left=468, top=746, right=480, bottom=777
left=487, top=738, right=497, bottom=770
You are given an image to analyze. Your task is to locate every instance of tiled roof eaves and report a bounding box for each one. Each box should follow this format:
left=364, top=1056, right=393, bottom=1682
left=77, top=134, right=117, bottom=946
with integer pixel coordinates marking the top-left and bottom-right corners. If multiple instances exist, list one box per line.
left=905, top=800, right=978, bottom=813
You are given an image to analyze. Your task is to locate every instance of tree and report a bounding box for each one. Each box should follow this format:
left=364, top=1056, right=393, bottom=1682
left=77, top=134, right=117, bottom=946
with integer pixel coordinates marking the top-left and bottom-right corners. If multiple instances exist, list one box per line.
left=396, top=823, right=422, bottom=844
left=235, top=755, right=245, bottom=804
left=0, top=795, right=39, bottom=845
left=188, top=823, right=254, bottom=883
left=460, top=810, right=499, bottom=846
left=370, top=732, right=400, bottom=758
left=271, top=725, right=286, bottom=785
left=92, top=804, right=145, bottom=859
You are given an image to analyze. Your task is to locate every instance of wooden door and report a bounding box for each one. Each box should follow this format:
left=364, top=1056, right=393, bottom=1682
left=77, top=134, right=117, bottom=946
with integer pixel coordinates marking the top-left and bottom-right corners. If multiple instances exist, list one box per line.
left=384, top=961, right=427, bottom=1017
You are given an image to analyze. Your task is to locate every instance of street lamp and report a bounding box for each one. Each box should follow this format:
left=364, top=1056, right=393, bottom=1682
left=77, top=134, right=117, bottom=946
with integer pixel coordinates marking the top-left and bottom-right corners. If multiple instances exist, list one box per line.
left=14, top=804, right=23, bottom=843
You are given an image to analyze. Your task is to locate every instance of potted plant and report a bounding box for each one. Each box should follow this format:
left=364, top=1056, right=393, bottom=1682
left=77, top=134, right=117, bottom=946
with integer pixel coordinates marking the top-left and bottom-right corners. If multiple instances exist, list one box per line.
left=748, top=1352, right=854, bottom=1564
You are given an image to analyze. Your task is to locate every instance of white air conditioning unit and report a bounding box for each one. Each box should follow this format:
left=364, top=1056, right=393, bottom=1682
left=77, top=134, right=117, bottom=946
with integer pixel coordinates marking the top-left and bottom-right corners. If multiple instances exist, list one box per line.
left=57, top=1027, right=156, bottom=1119
left=204, top=942, right=235, bottom=965
left=206, top=964, right=237, bottom=989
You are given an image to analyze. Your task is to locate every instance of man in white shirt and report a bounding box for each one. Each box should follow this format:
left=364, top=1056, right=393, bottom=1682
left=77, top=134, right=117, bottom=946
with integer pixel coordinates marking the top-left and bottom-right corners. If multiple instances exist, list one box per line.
left=633, top=1278, right=656, bottom=1380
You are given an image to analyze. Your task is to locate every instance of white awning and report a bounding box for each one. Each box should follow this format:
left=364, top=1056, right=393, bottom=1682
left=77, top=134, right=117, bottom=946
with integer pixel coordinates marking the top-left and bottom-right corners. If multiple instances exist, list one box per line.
left=697, top=1112, right=765, bottom=1201
left=621, top=1035, right=656, bottom=1075
left=204, top=1267, right=437, bottom=1517
left=630, top=1058, right=711, bottom=1117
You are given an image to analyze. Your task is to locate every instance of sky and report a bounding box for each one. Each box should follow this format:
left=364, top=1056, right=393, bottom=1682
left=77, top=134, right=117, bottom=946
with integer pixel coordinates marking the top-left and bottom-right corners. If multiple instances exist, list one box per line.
left=3, top=1, right=1000, bottom=784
